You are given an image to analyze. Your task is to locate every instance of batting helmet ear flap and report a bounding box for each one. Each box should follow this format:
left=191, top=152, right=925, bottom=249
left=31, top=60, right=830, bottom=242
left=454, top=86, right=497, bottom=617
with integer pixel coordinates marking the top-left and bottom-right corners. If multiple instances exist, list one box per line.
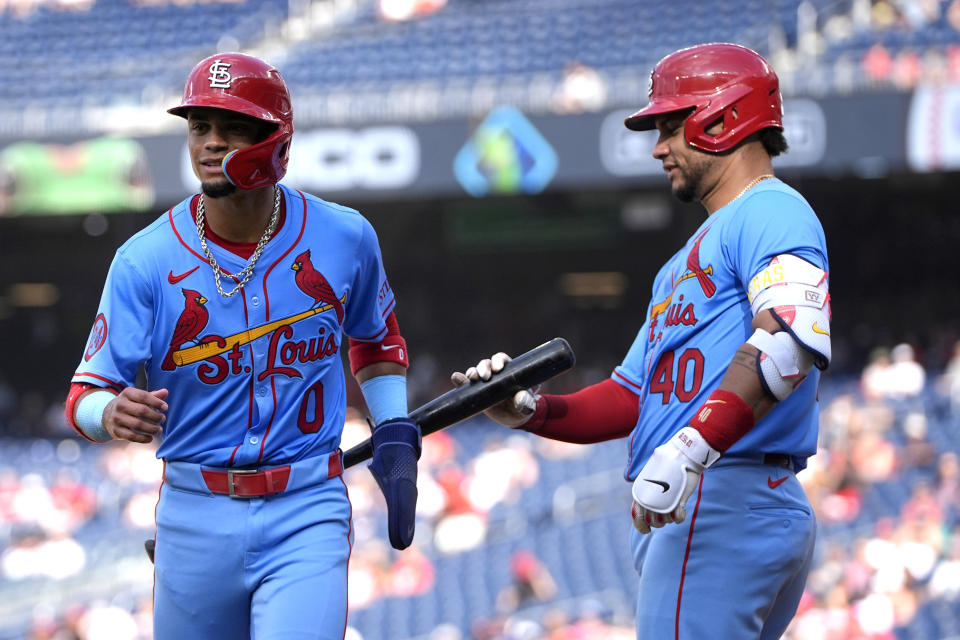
left=682, top=83, right=757, bottom=152
left=222, top=126, right=292, bottom=190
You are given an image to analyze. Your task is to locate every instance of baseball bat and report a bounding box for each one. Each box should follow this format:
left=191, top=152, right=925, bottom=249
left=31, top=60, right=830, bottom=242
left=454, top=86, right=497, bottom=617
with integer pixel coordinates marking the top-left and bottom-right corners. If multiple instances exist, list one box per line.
left=342, top=337, right=576, bottom=468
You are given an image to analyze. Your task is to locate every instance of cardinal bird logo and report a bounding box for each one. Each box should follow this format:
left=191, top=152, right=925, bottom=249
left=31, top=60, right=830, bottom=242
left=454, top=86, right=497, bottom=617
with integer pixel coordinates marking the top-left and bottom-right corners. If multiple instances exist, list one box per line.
left=686, top=227, right=716, bottom=298
left=292, top=249, right=345, bottom=324
left=161, top=289, right=210, bottom=371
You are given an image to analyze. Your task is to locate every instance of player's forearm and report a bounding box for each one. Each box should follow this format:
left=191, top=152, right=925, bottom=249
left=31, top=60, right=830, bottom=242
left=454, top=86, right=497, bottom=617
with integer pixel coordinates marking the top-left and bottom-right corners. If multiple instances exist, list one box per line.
left=691, top=311, right=792, bottom=453
left=355, top=361, right=407, bottom=384
left=521, top=378, right=638, bottom=444
left=716, top=344, right=777, bottom=422
left=720, top=308, right=796, bottom=421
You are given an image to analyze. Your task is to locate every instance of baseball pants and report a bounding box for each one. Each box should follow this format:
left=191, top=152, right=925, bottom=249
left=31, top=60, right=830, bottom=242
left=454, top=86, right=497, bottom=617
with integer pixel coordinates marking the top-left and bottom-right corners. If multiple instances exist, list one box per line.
left=153, top=468, right=352, bottom=640
left=631, top=456, right=816, bottom=639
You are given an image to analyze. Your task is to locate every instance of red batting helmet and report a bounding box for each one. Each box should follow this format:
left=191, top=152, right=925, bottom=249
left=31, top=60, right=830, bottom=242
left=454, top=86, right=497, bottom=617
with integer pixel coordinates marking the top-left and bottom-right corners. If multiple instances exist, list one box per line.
left=169, top=52, right=293, bottom=189
left=625, top=43, right=783, bottom=153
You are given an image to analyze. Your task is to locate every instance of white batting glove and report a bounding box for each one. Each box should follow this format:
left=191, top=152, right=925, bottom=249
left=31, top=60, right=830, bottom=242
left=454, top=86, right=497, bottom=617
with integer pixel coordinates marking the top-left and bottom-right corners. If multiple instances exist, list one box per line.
left=631, top=427, right=721, bottom=534
left=450, top=352, right=538, bottom=428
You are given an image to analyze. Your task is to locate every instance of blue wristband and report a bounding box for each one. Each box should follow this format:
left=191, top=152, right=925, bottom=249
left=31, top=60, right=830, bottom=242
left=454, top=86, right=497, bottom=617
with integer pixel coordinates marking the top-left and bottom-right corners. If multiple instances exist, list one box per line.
left=359, top=375, right=408, bottom=425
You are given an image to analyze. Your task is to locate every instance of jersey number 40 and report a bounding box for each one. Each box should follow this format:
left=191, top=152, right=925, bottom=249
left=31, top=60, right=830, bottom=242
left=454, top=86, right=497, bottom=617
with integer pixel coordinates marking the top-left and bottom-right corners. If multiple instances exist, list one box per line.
left=650, top=348, right=705, bottom=404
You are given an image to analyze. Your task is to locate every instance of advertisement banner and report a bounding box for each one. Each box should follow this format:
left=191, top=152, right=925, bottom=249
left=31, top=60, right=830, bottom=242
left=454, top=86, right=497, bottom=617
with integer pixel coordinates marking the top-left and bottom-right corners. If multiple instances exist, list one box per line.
left=0, top=91, right=915, bottom=212
left=0, top=137, right=154, bottom=216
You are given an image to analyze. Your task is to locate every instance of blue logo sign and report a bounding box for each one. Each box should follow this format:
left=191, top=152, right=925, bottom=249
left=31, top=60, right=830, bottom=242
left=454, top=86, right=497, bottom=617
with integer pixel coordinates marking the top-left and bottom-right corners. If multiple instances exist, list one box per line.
left=453, top=106, right=558, bottom=197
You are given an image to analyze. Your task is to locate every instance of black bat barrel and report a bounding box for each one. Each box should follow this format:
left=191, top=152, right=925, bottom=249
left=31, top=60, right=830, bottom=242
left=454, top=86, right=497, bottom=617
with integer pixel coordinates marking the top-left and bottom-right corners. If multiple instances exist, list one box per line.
left=342, top=337, right=575, bottom=468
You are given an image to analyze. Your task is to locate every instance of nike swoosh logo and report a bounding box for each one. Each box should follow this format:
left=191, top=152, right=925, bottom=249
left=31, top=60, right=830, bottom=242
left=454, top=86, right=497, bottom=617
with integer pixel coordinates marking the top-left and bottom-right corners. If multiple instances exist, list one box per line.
left=704, top=399, right=726, bottom=405
left=768, top=476, right=788, bottom=489
left=644, top=479, right=670, bottom=493
left=702, top=452, right=712, bottom=466
left=168, top=267, right=200, bottom=284
left=380, top=344, right=401, bottom=351
left=812, top=322, right=830, bottom=336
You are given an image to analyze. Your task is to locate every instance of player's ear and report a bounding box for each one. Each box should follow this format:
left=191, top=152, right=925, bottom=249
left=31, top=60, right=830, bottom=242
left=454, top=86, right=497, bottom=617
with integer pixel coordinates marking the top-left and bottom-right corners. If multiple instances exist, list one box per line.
left=705, top=115, right=725, bottom=136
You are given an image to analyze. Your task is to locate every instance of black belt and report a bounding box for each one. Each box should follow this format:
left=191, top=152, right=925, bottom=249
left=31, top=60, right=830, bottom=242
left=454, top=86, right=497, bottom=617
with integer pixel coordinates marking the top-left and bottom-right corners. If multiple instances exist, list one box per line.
left=763, top=453, right=793, bottom=469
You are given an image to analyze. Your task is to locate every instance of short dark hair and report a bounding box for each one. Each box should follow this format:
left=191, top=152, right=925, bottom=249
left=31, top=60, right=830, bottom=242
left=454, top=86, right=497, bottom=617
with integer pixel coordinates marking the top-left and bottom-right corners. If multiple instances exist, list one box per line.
left=760, top=128, right=788, bottom=157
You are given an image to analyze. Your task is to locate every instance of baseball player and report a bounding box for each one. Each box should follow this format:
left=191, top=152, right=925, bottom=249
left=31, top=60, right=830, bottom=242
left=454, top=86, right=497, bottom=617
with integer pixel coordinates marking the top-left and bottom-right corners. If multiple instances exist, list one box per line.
left=64, top=53, right=421, bottom=640
left=453, top=43, right=830, bottom=639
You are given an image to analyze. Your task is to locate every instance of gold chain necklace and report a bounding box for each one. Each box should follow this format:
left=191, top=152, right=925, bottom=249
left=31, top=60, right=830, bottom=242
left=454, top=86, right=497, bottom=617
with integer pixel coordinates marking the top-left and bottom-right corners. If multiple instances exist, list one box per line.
left=195, top=186, right=281, bottom=298
left=730, top=174, right=775, bottom=204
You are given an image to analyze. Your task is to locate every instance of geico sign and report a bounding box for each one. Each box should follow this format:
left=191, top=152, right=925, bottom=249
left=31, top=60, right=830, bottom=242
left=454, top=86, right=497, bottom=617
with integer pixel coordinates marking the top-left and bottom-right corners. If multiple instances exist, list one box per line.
left=286, top=127, right=420, bottom=191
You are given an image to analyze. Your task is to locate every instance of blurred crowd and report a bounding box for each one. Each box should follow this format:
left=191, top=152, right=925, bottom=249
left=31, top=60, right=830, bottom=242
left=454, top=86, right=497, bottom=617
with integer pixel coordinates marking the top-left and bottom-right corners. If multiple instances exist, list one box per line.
left=0, top=0, right=246, bottom=18
left=858, top=42, right=960, bottom=88
left=782, top=341, right=960, bottom=639
left=759, top=0, right=960, bottom=93
left=861, top=0, right=960, bottom=89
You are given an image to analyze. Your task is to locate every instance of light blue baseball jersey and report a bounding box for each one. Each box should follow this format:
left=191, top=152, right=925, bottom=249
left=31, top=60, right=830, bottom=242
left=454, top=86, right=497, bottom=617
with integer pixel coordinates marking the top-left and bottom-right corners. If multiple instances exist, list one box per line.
left=72, top=184, right=395, bottom=466
left=614, top=178, right=828, bottom=479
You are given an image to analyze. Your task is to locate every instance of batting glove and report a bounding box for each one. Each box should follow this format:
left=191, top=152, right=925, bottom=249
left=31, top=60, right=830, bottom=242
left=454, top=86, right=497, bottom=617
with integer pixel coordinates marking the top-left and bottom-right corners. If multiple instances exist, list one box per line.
left=631, top=427, right=721, bottom=534
left=450, top=352, right=538, bottom=428
left=369, top=417, right=421, bottom=550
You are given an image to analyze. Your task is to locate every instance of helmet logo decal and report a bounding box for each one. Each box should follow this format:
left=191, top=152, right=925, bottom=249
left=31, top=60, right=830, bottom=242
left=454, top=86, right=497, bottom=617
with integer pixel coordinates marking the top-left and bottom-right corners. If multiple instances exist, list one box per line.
left=207, top=60, right=232, bottom=89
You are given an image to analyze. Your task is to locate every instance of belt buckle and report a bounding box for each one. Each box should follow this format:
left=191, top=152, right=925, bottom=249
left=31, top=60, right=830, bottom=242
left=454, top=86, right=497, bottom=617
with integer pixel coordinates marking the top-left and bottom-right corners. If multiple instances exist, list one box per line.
left=227, top=468, right=258, bottom=498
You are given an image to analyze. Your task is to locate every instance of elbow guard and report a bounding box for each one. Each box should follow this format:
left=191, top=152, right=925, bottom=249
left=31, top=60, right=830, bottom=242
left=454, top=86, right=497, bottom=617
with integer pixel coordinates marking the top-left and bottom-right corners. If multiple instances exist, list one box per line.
left=747, top=254, right=831, bottom=400
left=747, top=329, right=814, bottom=401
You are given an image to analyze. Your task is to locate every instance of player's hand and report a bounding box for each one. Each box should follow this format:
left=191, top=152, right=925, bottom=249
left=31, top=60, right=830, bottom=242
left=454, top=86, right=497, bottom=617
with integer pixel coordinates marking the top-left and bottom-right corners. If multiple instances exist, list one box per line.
left=450, top=352, right=538, bottom=428
left=630, top=427, right=720, bottom=534
left=102, top=387, right=169, bottom=444
left=369, top=417, right=421, bottom=550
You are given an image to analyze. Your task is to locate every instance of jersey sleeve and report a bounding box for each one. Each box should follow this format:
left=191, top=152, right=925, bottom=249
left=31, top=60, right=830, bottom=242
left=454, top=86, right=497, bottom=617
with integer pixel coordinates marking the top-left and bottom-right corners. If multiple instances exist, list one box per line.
left=722, top=189, right=828, bottom=289
left=71, top=250, right=155, bottom=390
left=343, top=217, right=395, bottom=341
left=613, top=336, right=650, bottom=394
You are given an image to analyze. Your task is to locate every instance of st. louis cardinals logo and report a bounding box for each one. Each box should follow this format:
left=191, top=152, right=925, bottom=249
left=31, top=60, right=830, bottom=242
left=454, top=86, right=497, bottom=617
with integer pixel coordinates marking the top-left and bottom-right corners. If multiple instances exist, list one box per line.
left=84, top=314, right=108, bottom=361
left=208, top=60, right=232, bottom=89
left=162, top=250, right=347, bottom=383
left=646, top=227, right=715, bottom=343
left=162, top=289, right=210, bottom=370
left=686, top=227, right=716, bottom=298
left=291, top=249, right=345, bottom=324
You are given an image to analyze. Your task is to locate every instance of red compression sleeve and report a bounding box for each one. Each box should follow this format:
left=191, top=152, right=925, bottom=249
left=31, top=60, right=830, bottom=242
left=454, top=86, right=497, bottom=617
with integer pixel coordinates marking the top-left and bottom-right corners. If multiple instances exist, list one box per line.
left=347, top=311, right=409, bottom=374
left=521, top=377, right=639, bottom=444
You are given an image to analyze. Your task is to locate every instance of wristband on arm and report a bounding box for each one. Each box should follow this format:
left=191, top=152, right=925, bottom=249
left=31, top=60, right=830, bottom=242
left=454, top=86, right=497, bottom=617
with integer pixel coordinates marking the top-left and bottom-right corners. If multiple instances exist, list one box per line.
left=360, top=374, right=408, bottom=425
left=687, top=389, right=755, bottom=453
left=72, top=389, right=116, bottom=443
